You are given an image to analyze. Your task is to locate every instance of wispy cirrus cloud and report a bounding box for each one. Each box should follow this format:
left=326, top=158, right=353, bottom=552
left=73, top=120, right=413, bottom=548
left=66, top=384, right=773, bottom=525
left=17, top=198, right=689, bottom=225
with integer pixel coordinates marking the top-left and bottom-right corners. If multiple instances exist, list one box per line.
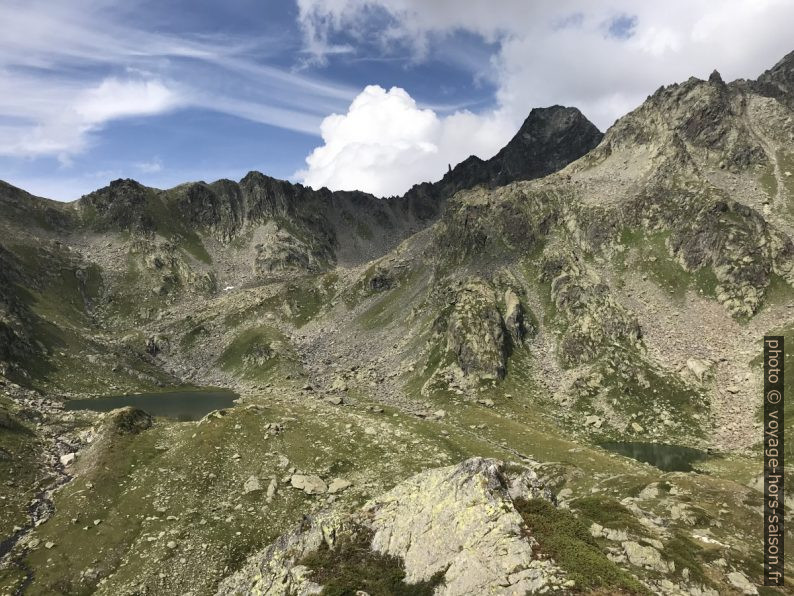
left=0, top=73, right=185, bottom=160
left=135, top=158, right=164, bottom=174
left=0, top=0, right=359, bottom=159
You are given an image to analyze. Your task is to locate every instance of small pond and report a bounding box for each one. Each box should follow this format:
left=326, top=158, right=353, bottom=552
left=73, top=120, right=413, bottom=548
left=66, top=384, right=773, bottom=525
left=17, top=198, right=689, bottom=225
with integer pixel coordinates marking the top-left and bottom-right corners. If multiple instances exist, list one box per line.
left=600, top=441, right=707, bottom=472
left=64, top=388, right=237, bottom=422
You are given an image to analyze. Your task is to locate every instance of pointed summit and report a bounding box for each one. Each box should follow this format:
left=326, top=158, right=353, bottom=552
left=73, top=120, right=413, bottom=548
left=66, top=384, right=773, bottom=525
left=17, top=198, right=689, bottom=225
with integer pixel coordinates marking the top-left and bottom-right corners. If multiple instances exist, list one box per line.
left=708, top=69, right=724, bottom=85
left=434, top=105, right=602, bottom=194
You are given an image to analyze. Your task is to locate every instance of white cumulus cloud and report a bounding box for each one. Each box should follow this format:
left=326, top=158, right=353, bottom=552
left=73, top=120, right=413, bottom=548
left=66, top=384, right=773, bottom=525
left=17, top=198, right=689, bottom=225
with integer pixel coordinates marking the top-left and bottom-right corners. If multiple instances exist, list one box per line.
left=296, top=0, right=794, bottom=131
left=292, top=0, right=794, bottom=196
left=296, top=85, right=513, bottom=196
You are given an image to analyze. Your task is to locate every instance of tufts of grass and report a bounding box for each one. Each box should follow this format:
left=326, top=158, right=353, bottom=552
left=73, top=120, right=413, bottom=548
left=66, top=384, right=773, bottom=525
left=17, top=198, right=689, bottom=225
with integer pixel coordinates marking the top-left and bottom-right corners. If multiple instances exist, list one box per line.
left=514, top=497, right=649, bottom=594
left=300, top=526, right=445, bottom=596
left=571, top=495, right=650, bottom=537
left=217, top=325, right=299, bottom=382
left=0, top=399, right=41, bottom=533
left=357, top=268, right=427, bottom=331
left=224, top=276, right=335, bottom=329
left=760, top=164, right=778, bottom=199
left=616, top=228, right=719, bottom=301
left=759, top=273, right=794, bottom=313
left=662, top=532, right=712, bottom=587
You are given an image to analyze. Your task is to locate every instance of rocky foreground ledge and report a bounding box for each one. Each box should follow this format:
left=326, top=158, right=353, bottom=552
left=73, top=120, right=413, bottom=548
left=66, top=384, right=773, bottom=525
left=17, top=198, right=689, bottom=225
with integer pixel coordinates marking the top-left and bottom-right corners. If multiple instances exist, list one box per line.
left=218, top=457, right=738, bottom=596
left=218, top=457, right=570, bottom=595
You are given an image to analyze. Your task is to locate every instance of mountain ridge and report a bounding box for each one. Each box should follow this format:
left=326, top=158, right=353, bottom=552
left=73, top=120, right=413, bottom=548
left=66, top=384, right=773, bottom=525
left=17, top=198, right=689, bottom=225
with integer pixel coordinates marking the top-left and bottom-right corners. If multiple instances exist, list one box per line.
left=0, top=52, right=792, bottom=596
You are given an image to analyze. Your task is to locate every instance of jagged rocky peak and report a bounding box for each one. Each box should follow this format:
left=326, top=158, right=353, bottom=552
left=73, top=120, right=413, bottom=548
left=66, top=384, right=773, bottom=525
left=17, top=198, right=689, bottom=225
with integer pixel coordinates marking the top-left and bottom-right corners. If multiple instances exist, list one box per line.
left=757, top=49, right=794, bottom=98
left=80, top=177, right=149, bottom=206
left=593, top=74, right=742, bottom=161
left=593, top=54, right=794, bottom=170
left=708, top=69, right=723, bottom=84
left=519, top=105, right=602, bottom=143
left=493, top=106, right=604, bottom=183
left=437, top=105, right=603, bottom=192
left=77, top=177, right=156, bottom=232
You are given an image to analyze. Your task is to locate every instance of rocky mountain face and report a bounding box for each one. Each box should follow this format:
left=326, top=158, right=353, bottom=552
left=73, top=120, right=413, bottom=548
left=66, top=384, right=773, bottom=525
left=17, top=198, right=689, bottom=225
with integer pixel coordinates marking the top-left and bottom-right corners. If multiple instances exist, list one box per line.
left=440, top=106, right=603, bottom=190
left=1, top=54, right=793, bottom=595
left=71, top=105, right=602, bottom=270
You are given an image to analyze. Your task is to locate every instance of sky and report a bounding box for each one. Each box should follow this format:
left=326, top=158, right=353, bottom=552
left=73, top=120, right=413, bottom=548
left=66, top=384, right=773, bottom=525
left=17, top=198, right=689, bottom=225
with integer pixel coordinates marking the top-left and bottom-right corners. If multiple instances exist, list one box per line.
left=1, top=0, right=793, bottom=200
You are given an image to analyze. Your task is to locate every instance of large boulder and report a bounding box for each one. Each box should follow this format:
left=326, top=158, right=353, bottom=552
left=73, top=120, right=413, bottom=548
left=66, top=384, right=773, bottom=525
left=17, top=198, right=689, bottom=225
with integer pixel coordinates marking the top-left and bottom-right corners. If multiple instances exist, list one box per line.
left=290, top=474, right=327, bottom=495
left=105, top=407, right=153, bottom=436
left=217, top=458, right=567, bottom=596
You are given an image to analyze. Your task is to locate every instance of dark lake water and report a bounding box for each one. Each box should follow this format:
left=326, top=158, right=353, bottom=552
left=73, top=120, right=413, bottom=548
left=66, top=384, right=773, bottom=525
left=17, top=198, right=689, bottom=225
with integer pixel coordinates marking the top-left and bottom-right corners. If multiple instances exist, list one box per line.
left=600, top=441, right=707, bottom=472
left=64, top=389, right=238, bottom=421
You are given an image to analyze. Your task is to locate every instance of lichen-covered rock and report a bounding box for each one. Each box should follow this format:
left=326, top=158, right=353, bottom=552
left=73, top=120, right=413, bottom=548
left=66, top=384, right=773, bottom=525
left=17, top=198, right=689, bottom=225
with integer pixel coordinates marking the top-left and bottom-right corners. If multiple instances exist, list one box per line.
left=686, top=358, right=713, bottom=383
left=727, top=570, right=758, bottom=595
left=217, top=458, right=567, bottom=596
left=253, top=221, right=325, bottom=275
left=217, top=511, right=351, bottom=596
left=290, top=474, right=327, bottom=495
left=622, top=541, right=674, bottom=574
left=366, top=458, right=557, bottom=595
left=542, top=250, right=642, bottom=366
left=445, top=279, right=506, bottom=380
left=243, top=476, right=262, bottom=495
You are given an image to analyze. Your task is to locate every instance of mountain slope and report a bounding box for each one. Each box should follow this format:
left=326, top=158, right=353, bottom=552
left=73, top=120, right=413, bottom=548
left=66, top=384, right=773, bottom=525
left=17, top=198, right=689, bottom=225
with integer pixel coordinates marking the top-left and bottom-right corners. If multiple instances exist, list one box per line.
left=0, top=55, right=792, bottom=596
left=0, top=105, right=601, bottom=388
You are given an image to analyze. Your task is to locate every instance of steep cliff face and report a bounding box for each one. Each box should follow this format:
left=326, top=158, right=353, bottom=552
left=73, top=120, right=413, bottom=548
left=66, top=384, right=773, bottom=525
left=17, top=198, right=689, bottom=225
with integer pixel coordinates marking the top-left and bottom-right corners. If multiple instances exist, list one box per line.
left=416, top=105, right=603, bottom=197
left=756, top=49, right=794, bottom=102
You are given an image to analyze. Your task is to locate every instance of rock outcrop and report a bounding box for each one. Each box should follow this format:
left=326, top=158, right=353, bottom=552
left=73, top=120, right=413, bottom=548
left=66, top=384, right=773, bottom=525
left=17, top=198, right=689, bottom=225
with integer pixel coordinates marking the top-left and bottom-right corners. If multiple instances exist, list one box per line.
left=445, top=280, right=507, bottom=380
left=541, top=249, right=642, bottom=366
left=503, top=288, right=527, bottom=345
left=217, top=458, right=568, bottom=596
left=432, top=106, right=603, bottom=193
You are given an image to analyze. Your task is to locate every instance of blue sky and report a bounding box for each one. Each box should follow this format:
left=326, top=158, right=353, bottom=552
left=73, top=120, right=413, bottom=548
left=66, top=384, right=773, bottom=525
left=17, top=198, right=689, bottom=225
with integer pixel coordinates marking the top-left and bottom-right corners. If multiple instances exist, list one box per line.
left=1, top=0, right=793, bottom=200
